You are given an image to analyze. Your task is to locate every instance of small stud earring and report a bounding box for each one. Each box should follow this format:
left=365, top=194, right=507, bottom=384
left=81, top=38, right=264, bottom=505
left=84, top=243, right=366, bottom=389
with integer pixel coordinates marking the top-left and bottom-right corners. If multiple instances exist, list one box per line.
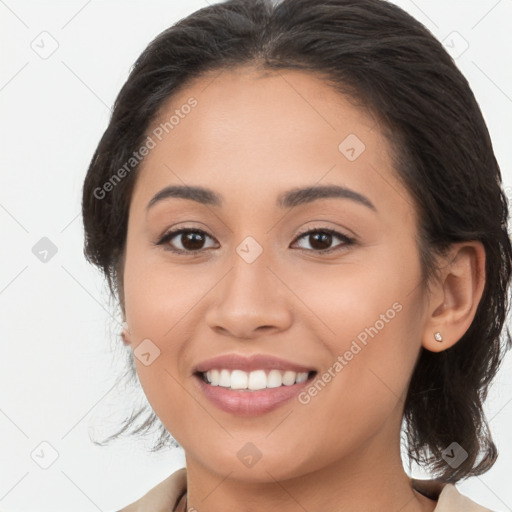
left=434, top=332, right=443, bottom=342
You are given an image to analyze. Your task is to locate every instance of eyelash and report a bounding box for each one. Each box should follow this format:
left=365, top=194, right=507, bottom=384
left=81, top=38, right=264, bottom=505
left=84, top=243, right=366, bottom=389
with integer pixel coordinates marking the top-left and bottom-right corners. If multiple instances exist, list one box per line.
left=155, top=226, right=356, bottom=256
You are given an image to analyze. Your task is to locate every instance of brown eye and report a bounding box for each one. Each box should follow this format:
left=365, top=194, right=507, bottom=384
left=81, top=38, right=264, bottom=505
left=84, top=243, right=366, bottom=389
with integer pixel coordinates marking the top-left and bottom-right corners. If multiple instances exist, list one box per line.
left=157, top=228, right=217, bottom=253
left=292, top=228, right=355, bottom=254
left=180, top=231, right=207, bottom=250
left=308, top=232, right=333, bottom=251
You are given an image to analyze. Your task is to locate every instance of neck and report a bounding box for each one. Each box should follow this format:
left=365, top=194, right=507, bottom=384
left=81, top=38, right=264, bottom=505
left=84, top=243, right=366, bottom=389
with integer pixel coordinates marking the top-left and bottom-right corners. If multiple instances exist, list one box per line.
left=183, top=422, right=437, bottom=512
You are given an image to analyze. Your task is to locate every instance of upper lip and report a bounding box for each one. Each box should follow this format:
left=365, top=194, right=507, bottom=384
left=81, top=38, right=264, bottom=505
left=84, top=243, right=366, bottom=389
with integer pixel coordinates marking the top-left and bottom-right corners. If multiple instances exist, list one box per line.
left=193, top=354, right=317, bottom=374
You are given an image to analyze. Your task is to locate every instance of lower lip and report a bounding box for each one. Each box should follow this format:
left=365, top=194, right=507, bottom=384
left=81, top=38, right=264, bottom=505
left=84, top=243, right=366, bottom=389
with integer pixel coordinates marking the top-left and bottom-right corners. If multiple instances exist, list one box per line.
left=194, top=373, right=314, bottom=416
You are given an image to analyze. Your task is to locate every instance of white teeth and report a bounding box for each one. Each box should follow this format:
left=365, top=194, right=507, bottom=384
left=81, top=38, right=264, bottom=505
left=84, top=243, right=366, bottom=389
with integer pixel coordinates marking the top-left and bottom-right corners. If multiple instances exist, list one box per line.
left=282, top=370, right=297, bottom=386
left=219, top=369, right=231, bottom=387
left=295, top=371, right=308, bottom=383
left=209, top=369, right=220, bottom=386
left=204, top=369, right=310, bottom=390
left=267, top=369, right=283, bottom=388
left=248, top=369, right=267, bottom=390
left=230, top=370, right=248, bottom=389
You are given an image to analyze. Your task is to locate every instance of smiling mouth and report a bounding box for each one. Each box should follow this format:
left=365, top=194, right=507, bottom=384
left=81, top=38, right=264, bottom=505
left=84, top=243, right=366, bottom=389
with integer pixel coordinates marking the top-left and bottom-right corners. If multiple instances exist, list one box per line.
left=195, top=369, right=317, bottom=391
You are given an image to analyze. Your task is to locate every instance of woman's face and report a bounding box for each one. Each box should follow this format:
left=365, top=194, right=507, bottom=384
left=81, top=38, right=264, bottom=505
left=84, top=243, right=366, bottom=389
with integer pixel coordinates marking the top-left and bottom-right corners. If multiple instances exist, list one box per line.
left=122, top=67, right=431, bottom=481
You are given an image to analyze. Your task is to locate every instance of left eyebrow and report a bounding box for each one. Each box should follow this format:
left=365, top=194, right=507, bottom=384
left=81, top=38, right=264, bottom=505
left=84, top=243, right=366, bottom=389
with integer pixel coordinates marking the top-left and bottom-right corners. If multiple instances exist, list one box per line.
left=277, top=184, right=376, bottom=211
left=146, top=184, right=376, bottom=212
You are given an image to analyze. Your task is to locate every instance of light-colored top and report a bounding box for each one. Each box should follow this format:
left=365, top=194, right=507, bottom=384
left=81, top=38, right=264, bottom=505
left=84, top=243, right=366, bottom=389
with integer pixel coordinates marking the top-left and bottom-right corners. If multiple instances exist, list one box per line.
left=117, top=467, right=494, bottom=511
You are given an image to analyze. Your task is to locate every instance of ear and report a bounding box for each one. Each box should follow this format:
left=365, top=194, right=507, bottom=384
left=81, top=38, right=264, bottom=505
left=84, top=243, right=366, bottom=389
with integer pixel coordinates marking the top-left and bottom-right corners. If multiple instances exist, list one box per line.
left=421, top=241, right=486, bottom=353
left=121, top=320, right=132, bottom=346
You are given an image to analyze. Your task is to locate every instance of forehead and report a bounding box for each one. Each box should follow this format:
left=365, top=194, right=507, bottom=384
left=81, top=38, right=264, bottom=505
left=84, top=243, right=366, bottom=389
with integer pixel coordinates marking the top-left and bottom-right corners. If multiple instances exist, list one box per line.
left=130, top=66, right=412, bottom=218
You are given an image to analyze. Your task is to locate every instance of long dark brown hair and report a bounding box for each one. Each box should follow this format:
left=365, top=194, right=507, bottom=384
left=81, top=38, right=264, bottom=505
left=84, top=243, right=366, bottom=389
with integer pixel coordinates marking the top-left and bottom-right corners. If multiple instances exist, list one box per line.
left=82, top=0, right=512, bottom=483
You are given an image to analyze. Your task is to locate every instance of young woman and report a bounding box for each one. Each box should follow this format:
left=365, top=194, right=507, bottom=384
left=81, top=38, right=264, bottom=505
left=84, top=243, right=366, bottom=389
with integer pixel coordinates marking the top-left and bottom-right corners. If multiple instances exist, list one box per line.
left=81, top=0, right=511, bottom=510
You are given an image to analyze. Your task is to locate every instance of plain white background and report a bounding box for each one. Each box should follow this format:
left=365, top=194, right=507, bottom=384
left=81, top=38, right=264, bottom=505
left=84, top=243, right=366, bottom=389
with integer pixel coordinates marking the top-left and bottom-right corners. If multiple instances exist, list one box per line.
left=1, top=0, right=511, bottom=511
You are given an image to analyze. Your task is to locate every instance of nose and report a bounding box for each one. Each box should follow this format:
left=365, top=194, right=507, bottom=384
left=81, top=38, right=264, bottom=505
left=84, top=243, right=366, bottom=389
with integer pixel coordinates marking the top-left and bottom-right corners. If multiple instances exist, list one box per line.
left=204, top=249, right=293, bottom=340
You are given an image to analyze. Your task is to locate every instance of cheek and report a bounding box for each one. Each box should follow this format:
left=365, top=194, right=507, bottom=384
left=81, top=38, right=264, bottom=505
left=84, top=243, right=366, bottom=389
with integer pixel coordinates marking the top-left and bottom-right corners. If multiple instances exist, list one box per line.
left=285, top=246, right=418, bottom=346
left=121, top=249, right=188, bottom=410
left=289, top=253, right=424, bottom=429
left=123, top=250, right=213, bottom=339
